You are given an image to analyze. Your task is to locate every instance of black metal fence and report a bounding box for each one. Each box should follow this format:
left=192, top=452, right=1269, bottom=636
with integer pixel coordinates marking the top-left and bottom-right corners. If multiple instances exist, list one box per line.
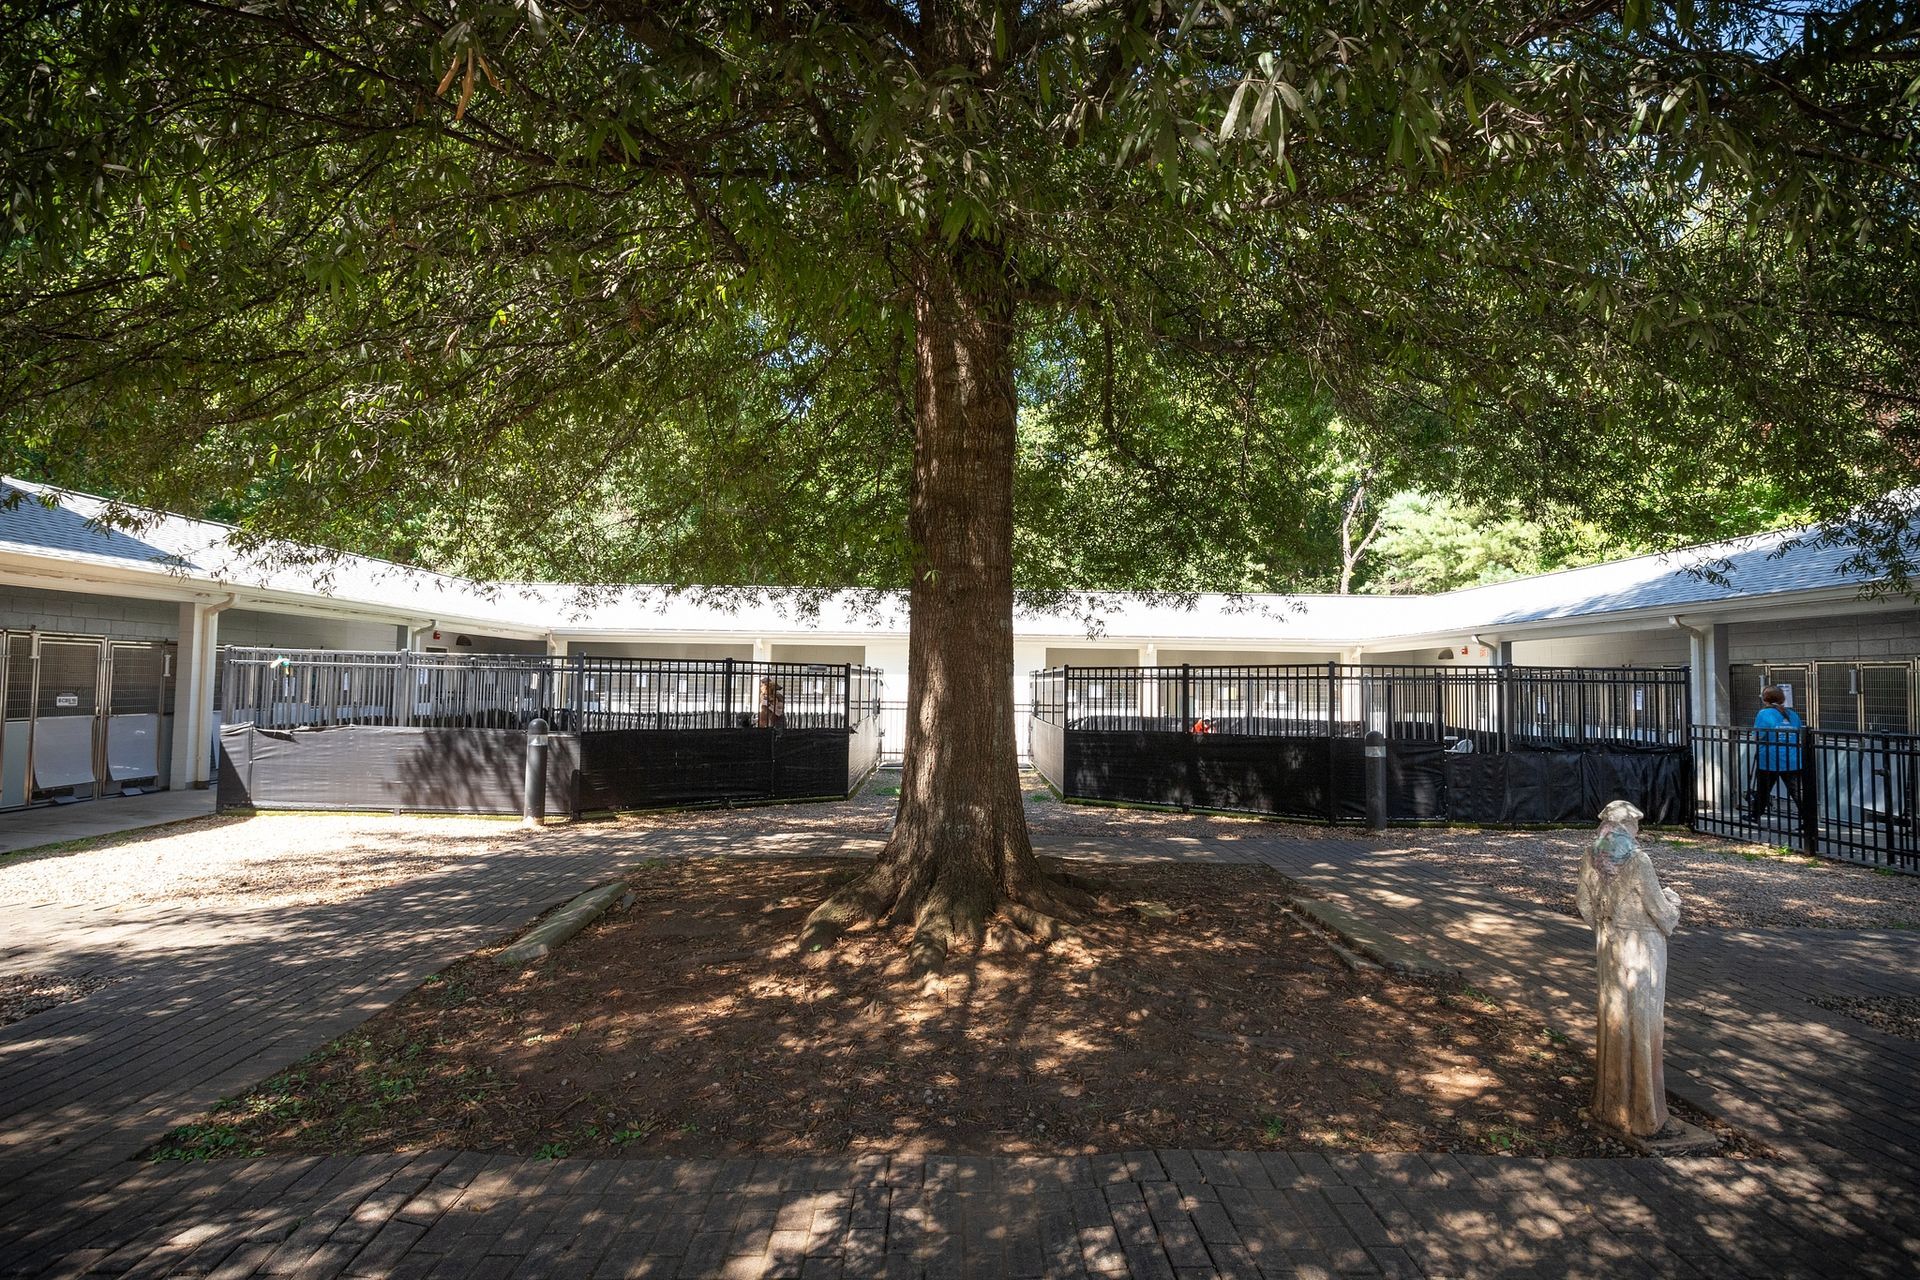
left=1031, top=663, right=1688, bottom=745
left=1692, top=724, right=1920, bottom=870
left=218, top=648, right=884, bottom=814
left=1031, top=663, right=1691, bottom=825
left=220, top=648, right=883, bottom=733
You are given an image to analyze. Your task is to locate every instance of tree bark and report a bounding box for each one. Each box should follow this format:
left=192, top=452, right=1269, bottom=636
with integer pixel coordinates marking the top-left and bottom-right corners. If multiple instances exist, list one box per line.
left=801, top=247, right=1087, bottom=971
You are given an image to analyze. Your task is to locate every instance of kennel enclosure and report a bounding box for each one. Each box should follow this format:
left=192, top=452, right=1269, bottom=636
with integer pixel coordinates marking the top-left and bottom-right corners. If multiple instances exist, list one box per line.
left=216, top=648, right=884, bottom=815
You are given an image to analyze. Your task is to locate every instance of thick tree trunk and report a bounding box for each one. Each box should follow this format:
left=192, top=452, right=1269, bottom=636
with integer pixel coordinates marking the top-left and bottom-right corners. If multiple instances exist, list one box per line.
left=801, top=250, right=1087, bottom=971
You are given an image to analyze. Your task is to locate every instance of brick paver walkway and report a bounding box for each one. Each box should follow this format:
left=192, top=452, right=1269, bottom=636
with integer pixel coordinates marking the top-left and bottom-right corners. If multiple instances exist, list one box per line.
left=1, top=809, right=1917, bottom=1277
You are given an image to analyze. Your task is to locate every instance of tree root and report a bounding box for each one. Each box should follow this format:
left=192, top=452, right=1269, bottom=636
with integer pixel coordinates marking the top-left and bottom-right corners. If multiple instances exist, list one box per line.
left=797, top=859, right=903, bottom=953
left=799, top=857, right=1093, bottom=975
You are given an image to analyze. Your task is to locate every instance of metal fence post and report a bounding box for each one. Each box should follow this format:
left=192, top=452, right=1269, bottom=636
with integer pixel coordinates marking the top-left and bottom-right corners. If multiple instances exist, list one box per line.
left=1499, top=665, right=1513, bottom=754
left=394, top=650, right=412, bottom=727
left=571, top=653, right=586, bottom=732
left=1682, top=668, right=1697, bottom=829
left=724, top=657, right=734, bottom=725
left=1327, top=661, right=1340, bottom=823
left=522, top=717, right=550, bottom=828
left=1180, top=664, right=1192, bottom=729
left=1364, top=729, right=1388, bottom=830
left=1801, top=726, right=1821, bottom=855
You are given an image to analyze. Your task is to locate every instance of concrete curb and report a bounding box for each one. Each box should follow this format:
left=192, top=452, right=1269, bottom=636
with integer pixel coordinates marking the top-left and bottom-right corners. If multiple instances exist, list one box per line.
left=496, top=880, right=628, bottom=966
left=1287, top=895, right=1462, bottom=981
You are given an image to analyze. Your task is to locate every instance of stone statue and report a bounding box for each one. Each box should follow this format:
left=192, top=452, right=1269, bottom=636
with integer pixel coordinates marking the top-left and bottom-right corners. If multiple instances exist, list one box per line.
left=1576, top=799, right=1682, bottom=1139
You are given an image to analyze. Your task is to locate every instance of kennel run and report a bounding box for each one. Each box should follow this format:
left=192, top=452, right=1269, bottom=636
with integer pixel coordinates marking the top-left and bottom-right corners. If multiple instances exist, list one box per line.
left=216, top=648, right=883, bottom=815
left=1029, top=663, right=1692, bottom=827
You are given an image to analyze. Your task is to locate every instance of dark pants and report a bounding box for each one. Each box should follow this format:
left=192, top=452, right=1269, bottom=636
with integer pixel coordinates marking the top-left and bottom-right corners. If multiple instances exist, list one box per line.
left=1750, top=767, right=1805, bottom=821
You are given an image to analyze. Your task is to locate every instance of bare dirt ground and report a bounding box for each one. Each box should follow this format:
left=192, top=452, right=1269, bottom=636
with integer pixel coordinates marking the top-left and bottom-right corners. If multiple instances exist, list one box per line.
left=153, top=856, right=1624, bottom=1163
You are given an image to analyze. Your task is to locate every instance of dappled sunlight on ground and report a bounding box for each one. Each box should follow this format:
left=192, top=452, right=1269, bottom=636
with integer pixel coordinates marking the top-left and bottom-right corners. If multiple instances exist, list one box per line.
left=159, top=857, right=1625, bottom=1163
left=0, top=811, right=535, bottom=915
left=1301, top=824, right=1920, bottom=931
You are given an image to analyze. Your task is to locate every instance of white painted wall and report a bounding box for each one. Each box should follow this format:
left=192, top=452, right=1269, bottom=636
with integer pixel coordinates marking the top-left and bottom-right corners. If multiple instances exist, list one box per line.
left=1363, top=645, right=1495, bottom=666
left=441, top=633, right=546, bottom=655
left=769, top=643, right=867, bottom=665
left=1507, top=630, right=1689, bottom=667
left=571, top=640, right=754, bottom=660
left=1155, top=647, right=1342, bottom=666
left=1043, top=645, right=1144, bottom=668
left=218, top=608, right=404, bottom=651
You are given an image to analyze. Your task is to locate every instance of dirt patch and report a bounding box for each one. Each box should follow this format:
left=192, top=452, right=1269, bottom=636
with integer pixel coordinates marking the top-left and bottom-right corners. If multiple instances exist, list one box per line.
left=1, top=972, right=117, bottom=1025
left=157, top=857, right=1627, bottom=1161
left=1809, top=993, right=1920, bottom=1041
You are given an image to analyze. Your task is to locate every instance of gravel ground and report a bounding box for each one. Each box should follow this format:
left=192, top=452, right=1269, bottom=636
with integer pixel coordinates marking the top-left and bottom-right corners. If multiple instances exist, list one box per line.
left=0, top=972, right=119, bottom=1025
left=1809, top=994, right=1920, bottom=1041
left=0, top=812, right=538, bottom=915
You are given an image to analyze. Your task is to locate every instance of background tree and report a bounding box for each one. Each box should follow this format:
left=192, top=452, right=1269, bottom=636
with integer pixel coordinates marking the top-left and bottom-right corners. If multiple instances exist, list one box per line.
left=3, top=1, right=1916, bottom=966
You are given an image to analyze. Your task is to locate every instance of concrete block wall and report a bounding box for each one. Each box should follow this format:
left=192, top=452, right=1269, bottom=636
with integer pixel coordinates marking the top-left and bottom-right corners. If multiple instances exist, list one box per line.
left=0, top=585, right=182, bottom=642
left=1727, top=610, right=1920, bottom=663
left=218, top=608, right=405, bottom=652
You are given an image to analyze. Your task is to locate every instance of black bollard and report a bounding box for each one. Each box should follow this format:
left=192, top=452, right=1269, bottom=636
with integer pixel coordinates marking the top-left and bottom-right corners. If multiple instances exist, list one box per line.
left=1364, top=729, right=1388, bottom=831
left=523, top=717, right=550, bottom=828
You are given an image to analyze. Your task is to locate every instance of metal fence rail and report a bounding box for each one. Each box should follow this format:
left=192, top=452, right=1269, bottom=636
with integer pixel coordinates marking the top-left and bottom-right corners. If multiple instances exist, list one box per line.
left=1030, top=663, right=1689, bottom=746
left=1693, top=724, right=1920, bottom=870
left=220, top=648, right=884, bottom=733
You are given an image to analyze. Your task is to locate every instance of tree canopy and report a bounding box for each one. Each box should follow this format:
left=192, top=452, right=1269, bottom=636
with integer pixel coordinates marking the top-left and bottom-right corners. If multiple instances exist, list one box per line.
left=3, top=1, right=1915, bottom=590
left=4, top=0, right=1916, bottom=958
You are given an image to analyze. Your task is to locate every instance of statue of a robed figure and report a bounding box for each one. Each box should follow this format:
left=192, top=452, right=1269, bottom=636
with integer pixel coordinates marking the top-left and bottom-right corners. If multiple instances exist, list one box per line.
left=1577, top=800, right=1682, bottom=1140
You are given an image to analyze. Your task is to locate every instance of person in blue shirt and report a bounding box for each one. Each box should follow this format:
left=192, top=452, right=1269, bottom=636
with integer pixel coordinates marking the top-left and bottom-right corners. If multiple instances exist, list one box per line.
left=1748, top=685, right=1805, bottom=821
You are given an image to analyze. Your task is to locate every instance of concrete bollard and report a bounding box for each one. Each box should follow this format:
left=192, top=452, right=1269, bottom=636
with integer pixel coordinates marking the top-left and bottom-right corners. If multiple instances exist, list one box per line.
left=523, top=717, right=550, bottom=828
left=1364, top=729, right=1388, bottom=831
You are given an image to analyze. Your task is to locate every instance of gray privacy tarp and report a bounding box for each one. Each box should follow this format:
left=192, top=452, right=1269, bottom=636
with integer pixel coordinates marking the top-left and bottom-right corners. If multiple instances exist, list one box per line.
left=573, top=727, right=857, bottom=810
left=218, top=723, right=578, bottom=815
left=1063, top=729, right=1341, bottom=820
left=1443, top=746, right=1690, bottom=825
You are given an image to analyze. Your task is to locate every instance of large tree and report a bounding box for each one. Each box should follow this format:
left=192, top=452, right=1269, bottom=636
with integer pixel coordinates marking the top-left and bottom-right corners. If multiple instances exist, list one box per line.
left=3, top=1, right=1916, bottom=965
